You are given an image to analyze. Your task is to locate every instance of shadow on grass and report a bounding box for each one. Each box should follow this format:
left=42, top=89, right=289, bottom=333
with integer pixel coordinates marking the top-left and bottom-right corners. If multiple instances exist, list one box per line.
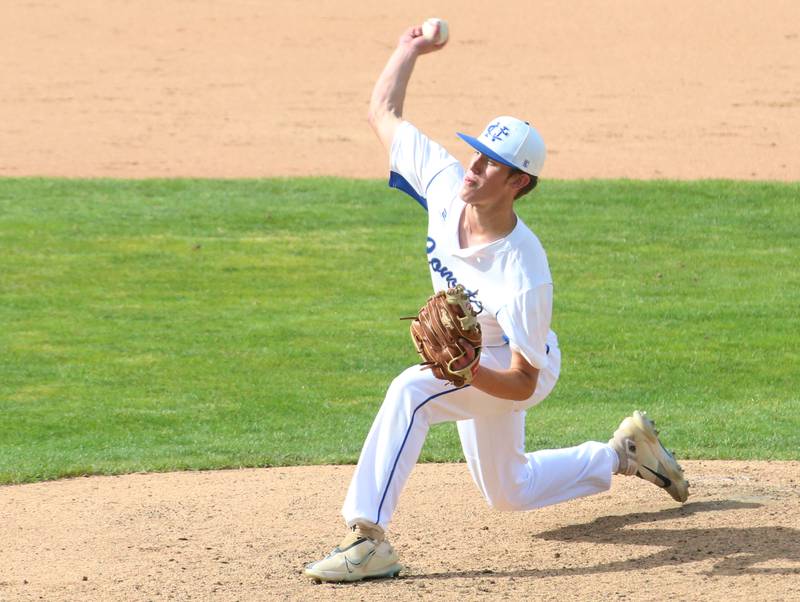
left=404, top=500, right=800, bottom=580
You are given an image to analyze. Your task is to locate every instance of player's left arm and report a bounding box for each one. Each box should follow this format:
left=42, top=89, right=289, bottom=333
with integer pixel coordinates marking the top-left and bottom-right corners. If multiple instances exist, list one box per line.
left=470, top=350, right=539, bottom=400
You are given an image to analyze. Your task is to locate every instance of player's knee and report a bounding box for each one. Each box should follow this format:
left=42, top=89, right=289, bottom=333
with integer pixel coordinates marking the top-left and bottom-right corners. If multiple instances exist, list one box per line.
left=481, top=486, right=530, bottom=511
left=384, top=369, right=426, bottom=414
left=385, top=374, right=412, bottom=407
left=485, top=493, right=527, bottom=512
left=387, top=366, right=431, bottom=399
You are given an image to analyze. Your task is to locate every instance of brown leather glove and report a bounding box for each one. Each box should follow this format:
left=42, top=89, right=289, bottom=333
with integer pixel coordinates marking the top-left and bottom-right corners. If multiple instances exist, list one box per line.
left=407, top=284, right=482, bottom=387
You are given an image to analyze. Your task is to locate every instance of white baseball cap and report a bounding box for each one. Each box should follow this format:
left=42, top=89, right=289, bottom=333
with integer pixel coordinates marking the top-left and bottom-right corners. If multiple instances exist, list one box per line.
left=457, top=116, right=546, bottom=176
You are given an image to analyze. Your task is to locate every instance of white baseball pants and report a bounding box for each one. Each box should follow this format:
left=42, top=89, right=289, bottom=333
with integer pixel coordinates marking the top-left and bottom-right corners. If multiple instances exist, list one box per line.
left=342, top=334, right=618, bottom=530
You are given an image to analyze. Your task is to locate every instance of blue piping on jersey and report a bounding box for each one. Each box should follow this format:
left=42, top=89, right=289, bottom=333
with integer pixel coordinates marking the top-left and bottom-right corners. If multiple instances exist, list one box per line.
left=375, top=384, right=469, bottom=526
left=388, top=164, right=458, bottom=212
left=389, top=171, right=428, bottom=210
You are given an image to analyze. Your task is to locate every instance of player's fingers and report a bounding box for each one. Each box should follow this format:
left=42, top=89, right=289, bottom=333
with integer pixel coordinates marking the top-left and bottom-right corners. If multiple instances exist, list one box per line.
left=464, top=342, right=476, bottom=362
left=401, top=25, right=444, bottom=54
left=452, top=339, right=476, bottom=370
left=400, top=25, right=422, bottom=44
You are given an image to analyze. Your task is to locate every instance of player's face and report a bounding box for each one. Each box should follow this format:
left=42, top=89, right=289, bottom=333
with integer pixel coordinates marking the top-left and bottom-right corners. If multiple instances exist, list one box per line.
left=459, top=151, right=515, bottom=205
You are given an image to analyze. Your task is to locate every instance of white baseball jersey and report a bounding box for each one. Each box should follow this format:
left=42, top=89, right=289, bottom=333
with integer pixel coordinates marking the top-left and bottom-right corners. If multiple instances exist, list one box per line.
left=388, top=120, right=556, bottom=374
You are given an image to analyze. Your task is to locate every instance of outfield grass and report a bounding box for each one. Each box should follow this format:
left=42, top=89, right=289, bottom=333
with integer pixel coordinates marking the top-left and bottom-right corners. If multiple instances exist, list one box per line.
left=1, top=178, right=798, bottom=484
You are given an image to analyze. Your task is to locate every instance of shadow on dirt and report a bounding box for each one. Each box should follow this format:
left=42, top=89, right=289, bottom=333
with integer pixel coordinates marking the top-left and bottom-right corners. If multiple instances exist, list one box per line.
left=408, top=500, right=800, bottom=580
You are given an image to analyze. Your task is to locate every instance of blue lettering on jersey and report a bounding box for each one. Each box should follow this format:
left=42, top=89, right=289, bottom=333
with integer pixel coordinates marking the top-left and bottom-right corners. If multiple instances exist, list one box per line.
left=429, top=257, right=458, bottom=288
left=426, top=237, right=483, bottom=312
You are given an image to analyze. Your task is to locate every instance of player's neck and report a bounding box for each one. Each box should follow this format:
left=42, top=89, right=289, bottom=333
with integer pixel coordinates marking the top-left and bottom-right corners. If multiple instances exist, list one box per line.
left=459, top=203, right=517, bottom=249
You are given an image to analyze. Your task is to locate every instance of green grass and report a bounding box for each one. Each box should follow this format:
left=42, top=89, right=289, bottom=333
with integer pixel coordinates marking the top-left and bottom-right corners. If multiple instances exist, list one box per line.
left=1, top=178, right=798, bottom=484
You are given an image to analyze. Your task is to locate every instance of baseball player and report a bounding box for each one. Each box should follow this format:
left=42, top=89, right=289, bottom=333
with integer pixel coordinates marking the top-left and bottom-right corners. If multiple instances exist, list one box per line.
left=304, top=23, right=689, bottom=582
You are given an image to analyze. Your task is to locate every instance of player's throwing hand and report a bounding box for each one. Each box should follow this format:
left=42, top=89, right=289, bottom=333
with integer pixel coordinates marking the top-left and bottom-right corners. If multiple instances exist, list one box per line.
left=398, top=23, right=448, bottom=55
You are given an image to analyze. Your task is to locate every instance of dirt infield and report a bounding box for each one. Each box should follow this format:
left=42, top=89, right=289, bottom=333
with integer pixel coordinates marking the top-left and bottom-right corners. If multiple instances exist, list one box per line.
left=1, top=0, right=799, bottom=180
left=2, top=463, right=799, bottom=601
left=2, top=1, right=799, bottom=600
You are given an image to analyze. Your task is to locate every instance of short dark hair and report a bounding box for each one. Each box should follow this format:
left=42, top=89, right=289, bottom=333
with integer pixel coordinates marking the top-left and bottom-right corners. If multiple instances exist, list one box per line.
left=508, top=167, right=539, bottom=200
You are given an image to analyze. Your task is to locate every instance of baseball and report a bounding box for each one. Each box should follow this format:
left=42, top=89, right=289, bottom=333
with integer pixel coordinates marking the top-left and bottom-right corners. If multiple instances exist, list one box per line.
left=422, top=18, right=449, bottom=45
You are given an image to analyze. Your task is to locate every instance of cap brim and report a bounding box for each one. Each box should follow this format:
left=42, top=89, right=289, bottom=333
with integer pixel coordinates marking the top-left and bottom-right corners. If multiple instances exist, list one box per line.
left=456, top=133, right=518, bottom=170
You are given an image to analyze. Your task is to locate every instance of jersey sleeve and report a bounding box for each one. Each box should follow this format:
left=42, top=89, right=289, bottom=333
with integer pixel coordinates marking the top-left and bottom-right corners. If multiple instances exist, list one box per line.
left=495, top=284, right=553, bottom=370
left=388, top=121, right=461, bottom=212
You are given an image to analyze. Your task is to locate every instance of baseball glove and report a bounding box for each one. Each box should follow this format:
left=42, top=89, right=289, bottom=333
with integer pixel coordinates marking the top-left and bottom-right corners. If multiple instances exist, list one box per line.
left=406, top=284, right=482, bottom=387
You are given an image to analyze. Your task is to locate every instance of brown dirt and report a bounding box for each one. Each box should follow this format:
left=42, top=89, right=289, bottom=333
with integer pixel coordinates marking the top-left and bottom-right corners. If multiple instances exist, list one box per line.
left=1, top=0, right=799, bottom=179
left=1, top=1, right=799, bottom=600
left=1, top=463, right=799, bottom=601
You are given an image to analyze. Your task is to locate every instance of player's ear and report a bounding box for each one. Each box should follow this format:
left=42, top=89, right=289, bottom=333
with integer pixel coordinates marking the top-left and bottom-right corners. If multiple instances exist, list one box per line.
left=509, top=172, right=530, bottom=193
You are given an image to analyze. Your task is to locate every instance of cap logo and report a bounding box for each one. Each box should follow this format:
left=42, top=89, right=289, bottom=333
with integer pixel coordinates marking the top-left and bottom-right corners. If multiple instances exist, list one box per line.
left=485, top=122, right=510, bottom=143
left=523, top=159, right=530, bottom=168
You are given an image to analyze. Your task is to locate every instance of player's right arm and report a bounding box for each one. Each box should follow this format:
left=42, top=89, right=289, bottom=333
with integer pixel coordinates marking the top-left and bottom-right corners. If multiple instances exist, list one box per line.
left=368, top=24, right=447, bottom=151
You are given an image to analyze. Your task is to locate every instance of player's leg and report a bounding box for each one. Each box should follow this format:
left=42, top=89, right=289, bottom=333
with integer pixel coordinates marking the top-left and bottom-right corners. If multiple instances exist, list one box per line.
left=306, top=364, right=514, bottom=582
left=457, top=337, right=617, bottom=510
left=341, top=363, right=517, bottom=530
left=457, top=412, right=617, bottom=511
left=458, top=338, right=688, bottom=509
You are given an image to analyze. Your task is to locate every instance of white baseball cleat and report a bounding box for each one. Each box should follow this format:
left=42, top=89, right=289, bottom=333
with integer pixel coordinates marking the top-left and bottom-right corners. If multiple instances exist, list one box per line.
left=609, top=410, right=689, bottom=503
left=304, top=528, right=402, bottom=582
